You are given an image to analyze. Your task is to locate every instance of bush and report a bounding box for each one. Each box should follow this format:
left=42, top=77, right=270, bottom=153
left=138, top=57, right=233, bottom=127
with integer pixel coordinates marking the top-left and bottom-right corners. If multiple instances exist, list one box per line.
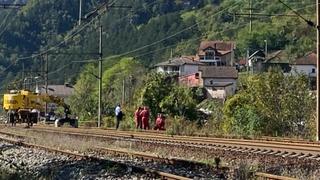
left=166, top=116, right=198, bottom=136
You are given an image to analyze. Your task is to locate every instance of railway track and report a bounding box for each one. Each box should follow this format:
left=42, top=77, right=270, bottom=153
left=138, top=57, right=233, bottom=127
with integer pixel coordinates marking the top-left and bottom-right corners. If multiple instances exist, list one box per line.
left=0, top=132, right=192, bottom=180
left=0, top=130, right=298, bottom=180
left=6, top=125, right=320, bottom=161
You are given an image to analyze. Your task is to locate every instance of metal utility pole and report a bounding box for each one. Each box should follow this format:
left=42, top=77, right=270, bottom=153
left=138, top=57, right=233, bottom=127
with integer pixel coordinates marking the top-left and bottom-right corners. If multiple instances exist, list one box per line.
left=79, top=0, right=82, bottom=25
left=249, top=0, right=252, bottom=32
left=45, top=53, right=49, bottom=115
left=122, top=79, right=125, bottom=106
left=83, top=1, right=131, bottom=128
left=317, top=0, right=320, bottom=141
left=264, top=40, right=268, bottom=59
left=98, top=18, right=102, bottom=128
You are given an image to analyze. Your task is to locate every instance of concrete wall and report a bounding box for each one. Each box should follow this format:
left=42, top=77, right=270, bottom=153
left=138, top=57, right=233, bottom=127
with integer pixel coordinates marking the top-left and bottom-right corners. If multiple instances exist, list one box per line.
left=180, top=64, right=199, bottom=76
left=203, top=78, right=237, bottom=94
left=205, top=85, right=234, bottom=100
left=157, top=64, right=199, bottom=76
left=291, top=65, right=316, bottom=77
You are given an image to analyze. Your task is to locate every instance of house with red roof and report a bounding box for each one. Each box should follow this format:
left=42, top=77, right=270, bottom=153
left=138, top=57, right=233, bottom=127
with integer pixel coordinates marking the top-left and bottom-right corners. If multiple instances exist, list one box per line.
left=196, top=41, right=236, bottom=66
left=291, top=52, right=316, bottom=90
left=291, top=52, right=316, bottom=77
left=179, top=66, right=238, bottom=100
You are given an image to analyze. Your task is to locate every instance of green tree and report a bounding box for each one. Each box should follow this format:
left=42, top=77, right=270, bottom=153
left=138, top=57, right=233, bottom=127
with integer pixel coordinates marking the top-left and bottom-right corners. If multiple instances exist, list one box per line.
left=224, top=68, right=315, bottom=137
left=139, top=72, right=175, bottom=119
left=69, top=64, right=97, bottom=121
left=160, top=85, right=197, bottom=119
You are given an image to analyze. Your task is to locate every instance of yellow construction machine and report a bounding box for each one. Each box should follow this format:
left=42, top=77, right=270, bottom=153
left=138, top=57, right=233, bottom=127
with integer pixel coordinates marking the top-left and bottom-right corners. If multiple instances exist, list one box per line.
left=3, top=89, right=78, bottom=128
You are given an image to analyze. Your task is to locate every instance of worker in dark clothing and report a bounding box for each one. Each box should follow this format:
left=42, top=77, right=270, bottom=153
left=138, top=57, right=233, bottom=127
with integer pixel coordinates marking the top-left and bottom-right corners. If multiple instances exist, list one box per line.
left=140, top=107, right=150, bottom=130
left=134, top=107, right=142, bottom=129
left=64, top=106, right=71, bottom=119
left=115, top=104, right=123, bottom=129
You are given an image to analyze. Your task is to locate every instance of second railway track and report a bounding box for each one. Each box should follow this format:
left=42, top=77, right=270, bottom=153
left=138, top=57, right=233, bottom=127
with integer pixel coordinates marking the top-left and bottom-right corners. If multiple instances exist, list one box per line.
left=4, top=125, right=320, bottom=161
left=0, top=128, right=300, bottom=180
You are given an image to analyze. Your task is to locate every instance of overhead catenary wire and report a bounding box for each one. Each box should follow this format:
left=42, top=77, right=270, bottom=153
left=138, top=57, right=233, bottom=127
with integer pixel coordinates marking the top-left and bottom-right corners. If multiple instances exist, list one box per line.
left=278, top=0, right=316, bottom=27
left=2, top=2, right=315, bottom=89
left=1, top=1, right=240, bottom=78
left=0, top=0, right=19, bottom=38
left=97, top=2, right=241, bottom=62
left=43, top=2, right=317, bottom=77
left=0, top=0, right=159, bottom=74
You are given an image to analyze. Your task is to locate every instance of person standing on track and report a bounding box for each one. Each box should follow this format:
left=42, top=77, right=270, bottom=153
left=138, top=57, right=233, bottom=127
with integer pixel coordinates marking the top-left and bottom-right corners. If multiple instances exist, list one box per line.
left=140, top=106, right=150, bottom=130
left=134, top=107, right=142, bottom=129
left=115, top=104, right=123, bottom=129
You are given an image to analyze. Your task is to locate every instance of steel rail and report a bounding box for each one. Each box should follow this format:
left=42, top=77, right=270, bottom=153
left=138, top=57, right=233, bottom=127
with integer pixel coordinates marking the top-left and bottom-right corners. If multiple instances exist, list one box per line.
left=255, top=172, right=297, bottom=180
left=1, top=124, right=318, bottom=145
left=24, top=126, right=320, bottom=157
left=1, top=125, right=320, bottom=160
left=0, top=130, right=298, bottom=180
left=0, top=133, right=191, bottom=180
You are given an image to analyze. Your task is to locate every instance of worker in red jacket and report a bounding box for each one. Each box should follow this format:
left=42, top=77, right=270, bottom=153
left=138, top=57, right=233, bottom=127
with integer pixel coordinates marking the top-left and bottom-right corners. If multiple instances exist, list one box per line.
left=140, top=106, right=150, bottom=130
left=154, top=113, right=165, bottom=131
left=134, top=107, right=142, bottom=129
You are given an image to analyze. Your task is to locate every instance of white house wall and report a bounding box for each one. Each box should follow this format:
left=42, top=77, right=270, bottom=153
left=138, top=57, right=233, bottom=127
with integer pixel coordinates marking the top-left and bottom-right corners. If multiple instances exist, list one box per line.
left=203, top=78, right=237, bottom=94
left=291, top=65, right=316, bottom=77
left=157, top=67, right=165, bottom=73
left=157, top=64, right=199, bottom=76
left=181, top=65, right=199, bottom=76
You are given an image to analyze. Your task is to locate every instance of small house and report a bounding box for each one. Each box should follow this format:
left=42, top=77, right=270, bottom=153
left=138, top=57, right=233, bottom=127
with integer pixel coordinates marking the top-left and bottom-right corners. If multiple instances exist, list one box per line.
left=154, top=57, right=204, bottom=76
left=196, top=41, right=236, bottom=66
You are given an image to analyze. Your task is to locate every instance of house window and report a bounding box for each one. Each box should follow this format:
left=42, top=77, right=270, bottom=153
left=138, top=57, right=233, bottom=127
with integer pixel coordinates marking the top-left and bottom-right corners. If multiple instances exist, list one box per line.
left=312, top=68, right=316, bottom=73
left=205, top=49, right=215, bottom=60
left=210, top=80, right=214, bottom=85
left=195, top=73, right=199, bottom=79
left=163, top=66, right=168, bottom=71
left=172, top=66, right=179, bottom=72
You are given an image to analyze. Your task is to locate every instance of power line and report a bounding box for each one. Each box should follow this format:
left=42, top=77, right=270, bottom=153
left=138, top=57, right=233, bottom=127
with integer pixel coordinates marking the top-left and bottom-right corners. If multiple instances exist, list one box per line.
left=0, top=0, right=23, bottom=38
left=0, top=0, right=158, bottom=73
left=99, top=2, right=241, bottom=62
left=278, top=0, right=316, bottom=27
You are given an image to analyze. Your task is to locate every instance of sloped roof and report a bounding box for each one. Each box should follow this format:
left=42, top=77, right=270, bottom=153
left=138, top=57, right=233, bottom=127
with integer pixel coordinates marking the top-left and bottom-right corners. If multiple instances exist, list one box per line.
left=294, top=52, right=316, bottom=65
left=155, top=57, right=204, bottom=67
left=199, top=66, right=238, bottom=79
left=40, top=85, right=74, bottom=97
left=265, top=50, right=289, bottom=64
left=199, top=41, right=236, bottom=51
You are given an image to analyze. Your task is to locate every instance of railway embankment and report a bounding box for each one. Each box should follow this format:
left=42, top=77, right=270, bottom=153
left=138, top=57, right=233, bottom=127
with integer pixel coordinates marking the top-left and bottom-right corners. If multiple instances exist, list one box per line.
left=1, top=126, right=319, bottom=179
left=0, top=140, right=167, bottom=180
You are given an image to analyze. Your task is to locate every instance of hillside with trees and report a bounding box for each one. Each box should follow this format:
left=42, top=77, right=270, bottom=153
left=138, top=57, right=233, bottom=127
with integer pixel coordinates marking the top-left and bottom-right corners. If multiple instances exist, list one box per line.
left=0, top=0, right=316, bottom=88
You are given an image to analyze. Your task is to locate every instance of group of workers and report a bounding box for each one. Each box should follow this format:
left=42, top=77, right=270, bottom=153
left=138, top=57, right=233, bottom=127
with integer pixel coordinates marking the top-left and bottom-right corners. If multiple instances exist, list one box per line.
left=134, top=107, right=166, bottom=130
left=114, top=104, right=165, bottom=130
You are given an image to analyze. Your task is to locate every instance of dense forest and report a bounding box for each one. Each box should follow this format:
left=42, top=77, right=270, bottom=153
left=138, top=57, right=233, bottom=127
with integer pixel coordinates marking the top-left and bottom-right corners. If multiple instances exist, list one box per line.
left=0, top=0, right=316, bottom=90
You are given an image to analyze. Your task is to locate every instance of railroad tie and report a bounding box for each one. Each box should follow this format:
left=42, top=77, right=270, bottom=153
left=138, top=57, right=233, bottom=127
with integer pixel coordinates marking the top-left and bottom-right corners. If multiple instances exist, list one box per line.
left=281, top=152, right=291, bottom=158
left=260, top=149, right=273, bottom=155
left=268, top=150, right=280, bottom=155
left=274, top=151, right=285, bottom=156
left=252, top=149, right=262, bottom=153
left=306, top=155, right=319, bottom=160
left=239, top=148, right=250, bottom=153
left=298, top=153, right=311, bottom=159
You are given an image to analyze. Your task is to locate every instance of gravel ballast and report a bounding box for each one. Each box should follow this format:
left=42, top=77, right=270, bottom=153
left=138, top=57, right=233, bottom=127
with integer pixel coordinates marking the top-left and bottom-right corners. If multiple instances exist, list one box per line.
left=0, top=141, right=158, bottom=180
